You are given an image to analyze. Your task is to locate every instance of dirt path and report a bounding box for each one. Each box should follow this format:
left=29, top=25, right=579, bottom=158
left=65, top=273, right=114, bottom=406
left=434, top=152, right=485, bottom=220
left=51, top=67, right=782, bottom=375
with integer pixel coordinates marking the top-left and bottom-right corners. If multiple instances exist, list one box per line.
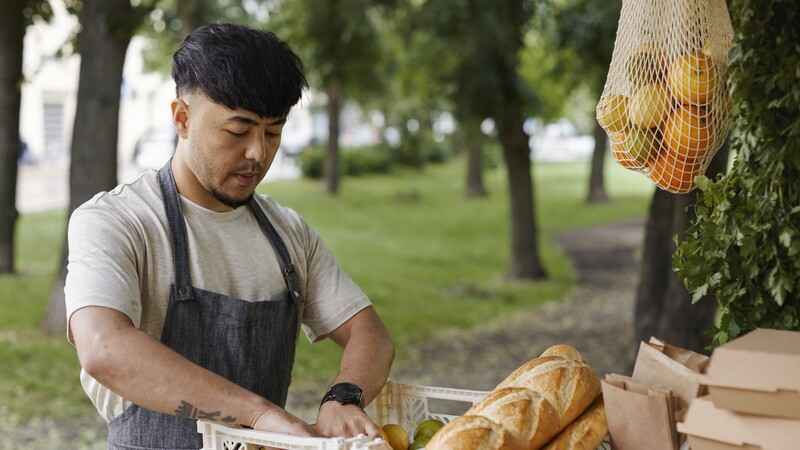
left=0, top=219, right=644, bottom=447
left=387, top=219, right=643, bottom=392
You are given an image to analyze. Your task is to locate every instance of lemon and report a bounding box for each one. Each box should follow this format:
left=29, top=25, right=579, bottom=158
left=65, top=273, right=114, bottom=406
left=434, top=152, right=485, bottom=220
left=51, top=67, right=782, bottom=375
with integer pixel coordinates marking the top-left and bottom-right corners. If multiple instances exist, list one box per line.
left=413, top=418, right=445, bottom=441
left=381, top=423, right=410, bottom=450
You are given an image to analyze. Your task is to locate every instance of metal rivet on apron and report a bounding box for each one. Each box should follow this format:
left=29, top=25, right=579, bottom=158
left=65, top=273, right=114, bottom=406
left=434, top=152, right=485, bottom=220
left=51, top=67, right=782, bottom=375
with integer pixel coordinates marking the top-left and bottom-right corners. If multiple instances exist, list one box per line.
left=178, top=287, right=188, bottom=295
left=293, top=291, right=300, bottom=298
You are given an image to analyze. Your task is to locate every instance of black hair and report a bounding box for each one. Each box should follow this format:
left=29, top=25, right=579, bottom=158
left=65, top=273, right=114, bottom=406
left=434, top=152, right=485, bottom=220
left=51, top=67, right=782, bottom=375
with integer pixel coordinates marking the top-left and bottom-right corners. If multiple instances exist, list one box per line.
left=172, top=23, right=308, bottom=118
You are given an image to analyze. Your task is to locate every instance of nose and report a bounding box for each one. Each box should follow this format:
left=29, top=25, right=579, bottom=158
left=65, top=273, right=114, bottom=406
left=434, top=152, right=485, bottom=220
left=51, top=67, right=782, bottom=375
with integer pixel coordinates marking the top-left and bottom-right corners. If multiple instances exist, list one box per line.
left=244, top=134, right=268, bottom=162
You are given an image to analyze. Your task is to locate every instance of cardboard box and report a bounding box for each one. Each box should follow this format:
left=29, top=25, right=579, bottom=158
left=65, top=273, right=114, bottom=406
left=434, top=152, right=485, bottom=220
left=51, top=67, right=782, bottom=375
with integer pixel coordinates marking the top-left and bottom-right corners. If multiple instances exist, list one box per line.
left=677, top=396, right=800, bottom=450
left=700, top=328, right=800, bottom=419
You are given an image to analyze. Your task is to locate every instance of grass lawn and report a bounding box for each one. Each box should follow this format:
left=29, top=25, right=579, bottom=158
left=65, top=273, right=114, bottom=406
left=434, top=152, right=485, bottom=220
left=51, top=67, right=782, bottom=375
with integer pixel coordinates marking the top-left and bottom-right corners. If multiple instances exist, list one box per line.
left=0, top=155, right=653, bottom=426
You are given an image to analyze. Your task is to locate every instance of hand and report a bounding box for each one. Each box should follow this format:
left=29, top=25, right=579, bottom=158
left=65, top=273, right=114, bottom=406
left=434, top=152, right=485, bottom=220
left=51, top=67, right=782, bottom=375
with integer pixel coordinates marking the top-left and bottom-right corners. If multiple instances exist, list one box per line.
left=250, top=407, right=318, bottom=438
left=315, top=401, right=381, bottom=439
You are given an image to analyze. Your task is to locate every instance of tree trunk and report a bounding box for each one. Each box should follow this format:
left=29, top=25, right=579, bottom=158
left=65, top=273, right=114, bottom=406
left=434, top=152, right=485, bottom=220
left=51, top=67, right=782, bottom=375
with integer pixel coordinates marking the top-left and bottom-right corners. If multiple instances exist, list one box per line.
left=324, top=80, right=342, bottom=195
left=0, top=0, right=25, bottom=274
left=497, top=103, right=547, bottom=280
left=41, top=0, right=136, bottom=334
left=465, top=125, right=487, bottom=198
left=632, top=142, right=731, bottom=364
left=586, top=121, right=609, bottom=203
left=179, top=1, right=206, bottom=39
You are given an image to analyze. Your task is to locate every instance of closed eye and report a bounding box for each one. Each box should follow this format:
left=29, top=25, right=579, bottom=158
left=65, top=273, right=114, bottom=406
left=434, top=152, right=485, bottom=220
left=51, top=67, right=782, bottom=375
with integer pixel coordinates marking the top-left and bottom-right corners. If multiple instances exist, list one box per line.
left=227, top=130, right=247, bottom=137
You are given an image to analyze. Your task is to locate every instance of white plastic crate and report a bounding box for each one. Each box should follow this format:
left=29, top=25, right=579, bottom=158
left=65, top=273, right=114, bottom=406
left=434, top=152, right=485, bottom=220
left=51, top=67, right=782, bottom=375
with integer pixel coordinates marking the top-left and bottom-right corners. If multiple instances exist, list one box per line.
left=366, top=381, right=488, bottom=436
left=198, top=381, right=611, bottom=450
left=198, top=420, right=385, bottom=450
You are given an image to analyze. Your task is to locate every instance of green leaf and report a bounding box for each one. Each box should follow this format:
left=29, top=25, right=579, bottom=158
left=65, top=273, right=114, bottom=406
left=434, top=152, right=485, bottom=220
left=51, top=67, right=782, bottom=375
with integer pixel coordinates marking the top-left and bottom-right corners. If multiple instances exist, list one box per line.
left=695, top=176, right=710, bottom=191
left=691, top=284, right=708, bottom=303
left=779, top=228, right=792, bottom=248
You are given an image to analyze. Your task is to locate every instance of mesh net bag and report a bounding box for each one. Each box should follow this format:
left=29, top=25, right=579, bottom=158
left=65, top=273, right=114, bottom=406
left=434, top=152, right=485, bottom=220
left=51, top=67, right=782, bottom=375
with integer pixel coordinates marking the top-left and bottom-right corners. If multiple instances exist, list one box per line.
left=597, top=0, right=734, bottom=194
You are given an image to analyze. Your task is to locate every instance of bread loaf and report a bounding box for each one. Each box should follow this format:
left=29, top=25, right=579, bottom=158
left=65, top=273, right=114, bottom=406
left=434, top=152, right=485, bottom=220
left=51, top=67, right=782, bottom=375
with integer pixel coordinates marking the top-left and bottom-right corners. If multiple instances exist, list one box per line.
left=425, top=345, right=601, bottom=450
left=465, top=387, right=560, bottom=449
left=425, top=415, right=524, bottom=450
left=540, top=344, right=583, bottom=361
left=541, top=396, right=607, bottom=450
left=496, top=355, right=600, bottom=429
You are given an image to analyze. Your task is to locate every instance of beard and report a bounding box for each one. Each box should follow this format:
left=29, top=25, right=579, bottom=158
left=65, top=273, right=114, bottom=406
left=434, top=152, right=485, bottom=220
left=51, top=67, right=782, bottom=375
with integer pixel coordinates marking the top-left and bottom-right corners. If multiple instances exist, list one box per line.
left=210, top=188, right=253, bottom=209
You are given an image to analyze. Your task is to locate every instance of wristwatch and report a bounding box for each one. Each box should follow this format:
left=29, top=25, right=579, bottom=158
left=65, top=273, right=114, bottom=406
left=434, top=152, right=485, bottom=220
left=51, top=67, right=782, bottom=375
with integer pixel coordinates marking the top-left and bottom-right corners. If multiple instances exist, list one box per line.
left=320, top=382, right=364, bottom=409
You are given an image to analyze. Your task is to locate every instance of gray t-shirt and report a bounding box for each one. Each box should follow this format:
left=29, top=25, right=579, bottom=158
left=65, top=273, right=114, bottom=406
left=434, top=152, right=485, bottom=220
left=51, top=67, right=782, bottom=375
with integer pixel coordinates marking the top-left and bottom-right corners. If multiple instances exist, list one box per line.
left=64, top=170, right=370, bottom=421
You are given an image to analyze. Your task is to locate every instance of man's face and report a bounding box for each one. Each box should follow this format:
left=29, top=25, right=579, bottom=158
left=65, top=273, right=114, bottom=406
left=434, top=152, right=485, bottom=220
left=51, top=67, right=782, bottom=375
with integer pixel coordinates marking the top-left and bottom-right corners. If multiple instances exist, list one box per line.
left=173, top=94, right=286, bottom=211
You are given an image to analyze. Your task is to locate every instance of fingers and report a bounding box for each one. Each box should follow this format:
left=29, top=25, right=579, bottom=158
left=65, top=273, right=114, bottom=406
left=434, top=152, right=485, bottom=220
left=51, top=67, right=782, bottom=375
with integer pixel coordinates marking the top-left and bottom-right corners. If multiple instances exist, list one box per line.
left=316, top=403, right=379, bottom=439
left=252, top=407, right=317, bottom=438
left=363, top=419, right=382, bottom=439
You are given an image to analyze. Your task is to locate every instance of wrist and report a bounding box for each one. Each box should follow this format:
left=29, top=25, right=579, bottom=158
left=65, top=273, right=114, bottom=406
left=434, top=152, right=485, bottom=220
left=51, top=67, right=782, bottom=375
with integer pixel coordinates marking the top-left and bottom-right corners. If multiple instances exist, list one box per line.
left=320, top=382, right=364, bottom=409
left=244, top=397, right=276, bottom=429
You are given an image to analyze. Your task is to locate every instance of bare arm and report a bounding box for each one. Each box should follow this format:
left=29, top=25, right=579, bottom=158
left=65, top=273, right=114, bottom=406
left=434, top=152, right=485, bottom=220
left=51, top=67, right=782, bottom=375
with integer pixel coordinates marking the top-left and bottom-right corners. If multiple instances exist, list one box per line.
left=70, top=305, right=316, bottom=436
left=315, top=306, right=394, bottom=439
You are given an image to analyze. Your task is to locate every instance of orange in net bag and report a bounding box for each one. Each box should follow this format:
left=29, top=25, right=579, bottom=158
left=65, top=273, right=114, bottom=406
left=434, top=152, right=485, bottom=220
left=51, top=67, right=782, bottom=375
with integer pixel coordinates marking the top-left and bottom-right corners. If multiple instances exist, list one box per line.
left=596, top=0, right=734, bottom=194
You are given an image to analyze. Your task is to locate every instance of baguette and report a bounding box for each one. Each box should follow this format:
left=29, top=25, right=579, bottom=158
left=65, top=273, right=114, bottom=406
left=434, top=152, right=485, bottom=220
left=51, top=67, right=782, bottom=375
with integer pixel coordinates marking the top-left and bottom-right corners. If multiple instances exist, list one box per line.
left=539, top=344, right=583, bottom=361
left=541, top=396, right=607, bottom=450
left=496, top=356, right=601, bottom=429
left=426, top=344, right=601, bottom=450
left=425, top=415, right=524, bottom=450
left=465, top=387, right=560, bottom=449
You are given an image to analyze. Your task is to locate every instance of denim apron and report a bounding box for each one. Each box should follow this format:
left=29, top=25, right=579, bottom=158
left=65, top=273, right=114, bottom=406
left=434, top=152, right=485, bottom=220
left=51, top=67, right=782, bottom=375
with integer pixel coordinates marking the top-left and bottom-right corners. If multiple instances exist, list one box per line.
left=107, top=163, right=304, bottom=449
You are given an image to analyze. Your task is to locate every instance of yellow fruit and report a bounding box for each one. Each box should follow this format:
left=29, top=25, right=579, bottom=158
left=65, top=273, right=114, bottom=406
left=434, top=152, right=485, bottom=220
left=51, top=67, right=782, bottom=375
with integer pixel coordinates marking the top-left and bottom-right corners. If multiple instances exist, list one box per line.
left=596, top=94, right=629, bottom=133
left=381, top=423, right=410, bottom=450
left=413, top=418, right=445, bottom=441
left=629, top=83, right=671, bottom=129
left=627, top=42, right=669, bottom=85
left=667, top=51, right=719, bottom=105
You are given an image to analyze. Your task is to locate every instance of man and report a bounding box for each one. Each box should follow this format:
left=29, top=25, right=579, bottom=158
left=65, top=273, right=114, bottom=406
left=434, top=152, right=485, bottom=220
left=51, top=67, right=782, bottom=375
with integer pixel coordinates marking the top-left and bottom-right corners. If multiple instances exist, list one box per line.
left=66, top=23, right=393, bottom=449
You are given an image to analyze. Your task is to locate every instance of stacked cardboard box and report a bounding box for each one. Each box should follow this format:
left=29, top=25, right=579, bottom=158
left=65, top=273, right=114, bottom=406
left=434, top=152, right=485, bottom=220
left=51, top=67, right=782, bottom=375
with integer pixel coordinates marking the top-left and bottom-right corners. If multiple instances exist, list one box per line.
left=677, top=328, right=800, bottom=450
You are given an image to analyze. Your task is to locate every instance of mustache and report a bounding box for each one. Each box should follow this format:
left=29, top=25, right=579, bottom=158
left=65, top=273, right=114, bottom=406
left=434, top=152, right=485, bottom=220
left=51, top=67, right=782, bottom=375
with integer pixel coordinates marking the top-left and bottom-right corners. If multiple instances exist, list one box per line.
left=232, top=162, right=266, bottom=174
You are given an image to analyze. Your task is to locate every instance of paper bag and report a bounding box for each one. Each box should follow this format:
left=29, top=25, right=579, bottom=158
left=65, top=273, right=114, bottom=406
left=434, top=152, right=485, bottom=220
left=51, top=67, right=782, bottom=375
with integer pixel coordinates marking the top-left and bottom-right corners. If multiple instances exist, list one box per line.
left=632, top=337, right=709, bottom=412
left=602, top=374, right=681, bottom=450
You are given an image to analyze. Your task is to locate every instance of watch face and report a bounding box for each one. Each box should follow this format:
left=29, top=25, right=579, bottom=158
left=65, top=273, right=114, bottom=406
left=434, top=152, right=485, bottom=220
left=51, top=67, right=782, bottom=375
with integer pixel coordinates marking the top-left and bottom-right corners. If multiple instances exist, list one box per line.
left=332, top=382, right=362, bottom=400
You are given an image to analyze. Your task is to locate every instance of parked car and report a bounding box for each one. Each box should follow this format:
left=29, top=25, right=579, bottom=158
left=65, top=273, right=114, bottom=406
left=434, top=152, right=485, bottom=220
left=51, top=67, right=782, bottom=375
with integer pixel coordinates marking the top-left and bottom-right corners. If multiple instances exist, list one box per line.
left=133, top=127, right=177, bottom=170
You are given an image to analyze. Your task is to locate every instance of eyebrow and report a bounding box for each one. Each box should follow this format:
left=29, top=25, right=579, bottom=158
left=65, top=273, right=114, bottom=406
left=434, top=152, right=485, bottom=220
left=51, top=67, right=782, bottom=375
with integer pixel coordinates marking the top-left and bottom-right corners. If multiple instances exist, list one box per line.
left=226, top=115, right=288, bottom=126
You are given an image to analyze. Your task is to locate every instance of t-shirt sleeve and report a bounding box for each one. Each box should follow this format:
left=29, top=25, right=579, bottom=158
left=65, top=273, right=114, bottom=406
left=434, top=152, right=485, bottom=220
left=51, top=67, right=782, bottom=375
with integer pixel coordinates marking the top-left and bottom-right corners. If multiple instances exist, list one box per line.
left=64, top=200, right=143, bottom=344
left=294, top=215, right=371, bottom=343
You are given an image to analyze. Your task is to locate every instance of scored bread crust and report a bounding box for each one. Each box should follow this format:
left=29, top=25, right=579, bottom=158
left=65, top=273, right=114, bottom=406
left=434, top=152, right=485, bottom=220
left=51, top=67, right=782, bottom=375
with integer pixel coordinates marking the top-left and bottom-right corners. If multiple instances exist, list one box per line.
left=425, top=415, right=524, bottom=450
left=466, top=387, right=561, bottom=449
left=496, top=357, right=601, bottom=429
left=541, top=395, right=607, bottom=450
left=540, top=344, right=583, bottom=361
left=424, top=345, right=602, bottom=450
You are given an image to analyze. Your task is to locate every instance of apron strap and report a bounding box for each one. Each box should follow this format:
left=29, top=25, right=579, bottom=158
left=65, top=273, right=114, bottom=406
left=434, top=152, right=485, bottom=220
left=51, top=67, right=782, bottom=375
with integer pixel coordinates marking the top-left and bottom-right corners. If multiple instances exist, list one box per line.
left=248, top=197, right=305, bottom=305
left=157, top=161, right=194, bottom=301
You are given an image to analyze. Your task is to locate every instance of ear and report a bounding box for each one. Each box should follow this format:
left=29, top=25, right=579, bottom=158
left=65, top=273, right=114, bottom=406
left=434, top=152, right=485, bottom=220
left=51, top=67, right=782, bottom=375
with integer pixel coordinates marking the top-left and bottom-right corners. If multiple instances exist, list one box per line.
left=171, top=98, right=190, bottom=139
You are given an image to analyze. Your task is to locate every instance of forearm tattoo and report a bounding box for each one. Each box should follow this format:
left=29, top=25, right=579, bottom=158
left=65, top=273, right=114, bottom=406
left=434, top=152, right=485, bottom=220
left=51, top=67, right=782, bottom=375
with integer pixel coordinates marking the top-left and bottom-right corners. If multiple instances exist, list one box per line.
left=175, top=400, right=236, bottom=423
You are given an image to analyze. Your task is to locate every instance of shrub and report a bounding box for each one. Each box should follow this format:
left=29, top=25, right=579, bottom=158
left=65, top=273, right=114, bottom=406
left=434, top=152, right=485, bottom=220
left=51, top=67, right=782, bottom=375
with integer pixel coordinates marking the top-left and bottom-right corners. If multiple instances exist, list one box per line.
left=298, top=145, right=325, bottom=179
left=342, top=144, right=394, bottom=176
left=298, top=143, right=394, bottom=179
